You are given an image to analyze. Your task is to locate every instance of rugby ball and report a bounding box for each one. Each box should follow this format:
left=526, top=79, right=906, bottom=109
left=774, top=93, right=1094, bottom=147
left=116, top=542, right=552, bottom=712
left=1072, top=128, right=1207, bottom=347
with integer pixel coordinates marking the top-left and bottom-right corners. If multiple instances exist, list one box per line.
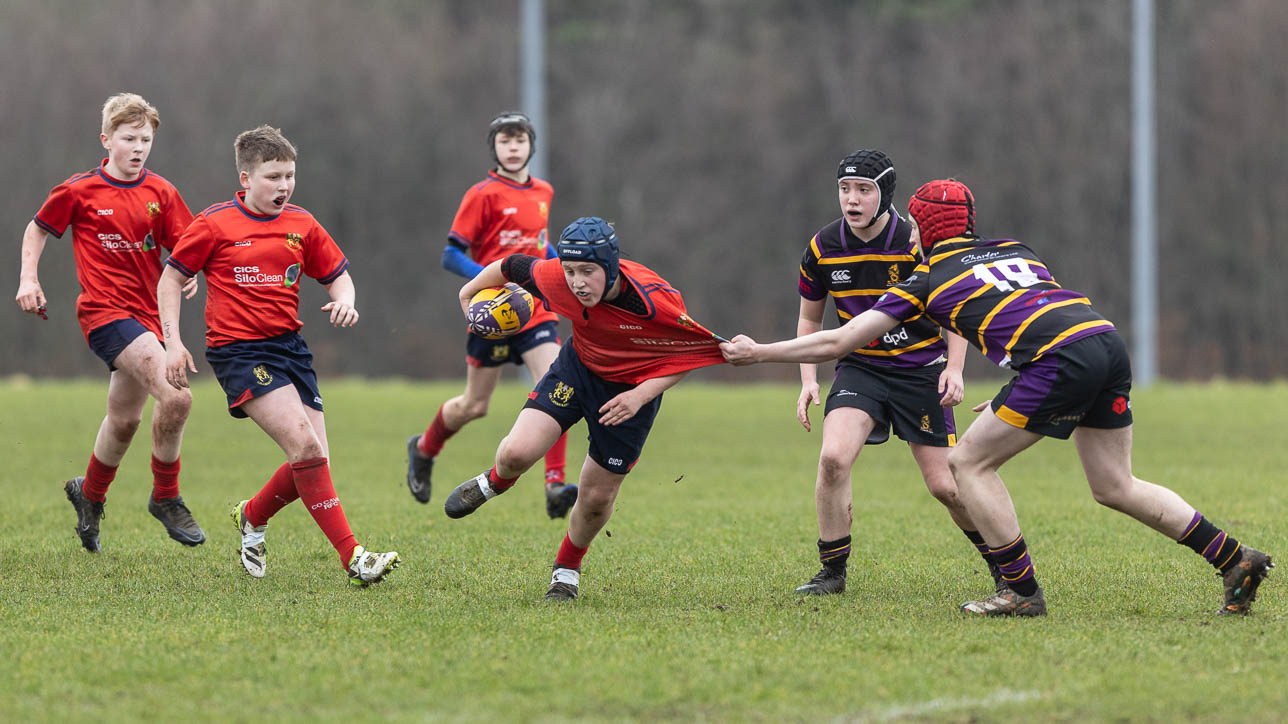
left=467, top=283, right=534, bottom=339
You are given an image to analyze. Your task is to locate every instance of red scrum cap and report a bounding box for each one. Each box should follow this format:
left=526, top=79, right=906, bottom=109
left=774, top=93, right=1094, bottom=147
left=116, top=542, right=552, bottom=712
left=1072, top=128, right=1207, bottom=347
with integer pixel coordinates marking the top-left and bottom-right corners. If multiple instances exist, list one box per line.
left=908, top=179, right=975, bottom=253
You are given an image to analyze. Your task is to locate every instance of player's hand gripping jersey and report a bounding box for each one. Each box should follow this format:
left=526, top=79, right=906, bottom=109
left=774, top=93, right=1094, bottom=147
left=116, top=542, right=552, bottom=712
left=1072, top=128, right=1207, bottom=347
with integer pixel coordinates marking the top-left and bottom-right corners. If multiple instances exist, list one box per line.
left=34, top=161, right=194, bottom=341
left=507, top=256, right=725, bottom=385
left=449, top=171, right=557, bottom=330
left=799, top=210, right=947, bottom=368
left=873, top=236, right=1115, bottom=369
left=166, top=192, right=349, bottom=347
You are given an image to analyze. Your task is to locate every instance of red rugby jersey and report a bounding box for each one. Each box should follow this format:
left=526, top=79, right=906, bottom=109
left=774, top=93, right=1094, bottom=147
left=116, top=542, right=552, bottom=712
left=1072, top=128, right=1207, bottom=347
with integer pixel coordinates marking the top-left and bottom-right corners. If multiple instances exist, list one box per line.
left=450, top=171, right=557, bottom=328
left=166, top=192, right=348, bottom=347
left=33, top=160, right=194, bottom=341
left=529, top=258, right=726, bottom=385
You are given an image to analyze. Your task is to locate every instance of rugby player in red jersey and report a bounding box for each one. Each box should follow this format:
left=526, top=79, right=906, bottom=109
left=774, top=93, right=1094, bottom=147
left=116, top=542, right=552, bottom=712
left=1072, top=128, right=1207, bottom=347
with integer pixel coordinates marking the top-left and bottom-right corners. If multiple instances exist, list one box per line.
left=444, top=217, right=726, bottom=600
left=722, top=179, right=1272, bottom=617
left=406, top=112, right=573, bottom=518
left=16, top=93, right=204, bottom=552
left=791, top=150, right=1001, bottom=598
left=158, top=125, right=398, bottom=587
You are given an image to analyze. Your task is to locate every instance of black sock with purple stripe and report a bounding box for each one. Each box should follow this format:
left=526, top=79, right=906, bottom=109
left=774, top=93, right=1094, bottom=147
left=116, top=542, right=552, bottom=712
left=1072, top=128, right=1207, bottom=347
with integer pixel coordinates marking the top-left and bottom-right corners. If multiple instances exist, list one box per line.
left=963, top=529, right=993, bottom=570
left=988, top=533, right=1039, bottom=597
left=1176, top=511, right=1243, bottom=573
left=818, top=535, right=851, bottom=572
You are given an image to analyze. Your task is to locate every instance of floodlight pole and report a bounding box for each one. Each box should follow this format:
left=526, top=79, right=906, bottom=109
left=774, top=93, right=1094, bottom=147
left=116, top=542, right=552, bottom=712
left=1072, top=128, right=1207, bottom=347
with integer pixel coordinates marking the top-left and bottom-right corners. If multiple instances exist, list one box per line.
left=1132, top=0, right=1158, bottom=386
left=520, top=0, right=547, bottom=179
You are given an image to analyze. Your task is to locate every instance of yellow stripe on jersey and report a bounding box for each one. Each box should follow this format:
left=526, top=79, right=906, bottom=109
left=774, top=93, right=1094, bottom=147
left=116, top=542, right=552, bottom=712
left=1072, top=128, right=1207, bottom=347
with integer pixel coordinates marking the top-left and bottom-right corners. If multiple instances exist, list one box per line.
left=839, top=308, right=927, bottom=325
left=817, top=253, right=916, bottom=265
left=1003, top=298, right=1092, bottom=358
left=977, top=290, right=1027, bottom=357
left=799, top=264, right=815, bottom=282
left=881, top=286, right=924, bottom=313
left=928, top=267, right=976, bottom=307
left=950, top=284, right=994, bottom=332
left=831, top=288, right=893, bottom=298
left=809, top=235, right=822, bottom=260
left=854, top=335, right=943, bottom=357
left=1029, top=320, right=1117, bottom=361
left=928, top=237, right=976, bottom=264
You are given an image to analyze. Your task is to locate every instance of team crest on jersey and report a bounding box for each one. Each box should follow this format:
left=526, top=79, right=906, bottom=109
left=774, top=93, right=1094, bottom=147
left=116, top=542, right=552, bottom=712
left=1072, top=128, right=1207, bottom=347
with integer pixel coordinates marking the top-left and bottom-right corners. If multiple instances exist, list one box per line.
left=538, top=201, right=549, bottom=219
left=490, top=345, right=510, bottom=362
left=285, top=232, right=303, bottom=251
left=920, top=414, right=932, bottom=432
left=253, top=365, right=273, bottom=386
left=887, top=264, right=901, bottom=287
left=549, top=381, right=574, bottom=408
left=146, top=201, right=161, bottom=218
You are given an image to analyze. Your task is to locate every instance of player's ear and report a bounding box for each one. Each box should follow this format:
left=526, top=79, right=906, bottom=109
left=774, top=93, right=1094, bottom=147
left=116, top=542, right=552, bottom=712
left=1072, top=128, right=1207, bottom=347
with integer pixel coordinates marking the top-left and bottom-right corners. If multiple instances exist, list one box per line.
left=239, top=169, right=251, bottom=189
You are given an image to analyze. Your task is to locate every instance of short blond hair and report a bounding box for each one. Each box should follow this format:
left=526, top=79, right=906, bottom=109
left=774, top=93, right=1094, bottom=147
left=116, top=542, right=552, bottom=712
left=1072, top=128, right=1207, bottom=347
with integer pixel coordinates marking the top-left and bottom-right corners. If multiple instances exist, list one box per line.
left=234, top=125, right=298, bottom=174
left=101, top=93, right=160, bottom=135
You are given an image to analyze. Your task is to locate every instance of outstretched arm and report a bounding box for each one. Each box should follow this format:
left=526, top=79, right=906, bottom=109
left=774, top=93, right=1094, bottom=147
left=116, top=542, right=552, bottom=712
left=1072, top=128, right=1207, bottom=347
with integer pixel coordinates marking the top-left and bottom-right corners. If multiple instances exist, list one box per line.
left=721, top=309, right=900, bottom=366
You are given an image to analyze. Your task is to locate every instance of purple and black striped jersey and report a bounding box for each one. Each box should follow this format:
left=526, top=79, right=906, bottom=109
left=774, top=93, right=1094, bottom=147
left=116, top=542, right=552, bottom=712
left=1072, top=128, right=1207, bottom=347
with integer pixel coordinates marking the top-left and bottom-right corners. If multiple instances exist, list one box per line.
left=799, top=211, right=948, bottom=368
left=873, top=236, right=1116, bottom=369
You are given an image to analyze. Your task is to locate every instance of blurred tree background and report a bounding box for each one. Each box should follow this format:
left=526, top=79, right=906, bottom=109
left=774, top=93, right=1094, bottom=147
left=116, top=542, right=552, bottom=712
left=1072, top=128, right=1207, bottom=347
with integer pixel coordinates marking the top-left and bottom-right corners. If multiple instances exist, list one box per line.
left=2, top=0, right=1283, bottom=381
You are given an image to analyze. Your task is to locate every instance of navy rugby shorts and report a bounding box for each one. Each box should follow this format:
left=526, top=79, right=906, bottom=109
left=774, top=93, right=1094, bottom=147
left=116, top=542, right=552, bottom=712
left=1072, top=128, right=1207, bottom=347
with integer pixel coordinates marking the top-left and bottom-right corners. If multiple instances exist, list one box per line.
left=87, top=317, right=150, bottom=371
left=466, top=321, right=561, bottom=368
left=524, top=341, right=661, bottom=475
left=206, top=331, right=323, bottom=419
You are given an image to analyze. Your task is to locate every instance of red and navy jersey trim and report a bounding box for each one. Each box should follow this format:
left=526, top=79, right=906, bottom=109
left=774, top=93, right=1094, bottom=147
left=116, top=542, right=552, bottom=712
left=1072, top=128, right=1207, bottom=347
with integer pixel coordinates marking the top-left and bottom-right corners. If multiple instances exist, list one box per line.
left=33, top=215, right=62, bottom=237
left=166, top=256, right=197, bottom=278
left=318, top=259, right=349, bottom=284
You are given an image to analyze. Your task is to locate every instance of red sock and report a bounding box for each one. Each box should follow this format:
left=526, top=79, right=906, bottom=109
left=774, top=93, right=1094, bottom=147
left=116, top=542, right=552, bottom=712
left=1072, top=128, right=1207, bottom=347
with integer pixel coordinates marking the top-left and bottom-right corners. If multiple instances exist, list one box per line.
left=150, top=455, right=181, bottom=501
left=244, top=462, right=297, bottom=527
left=554, top=532, right=589, bottom=570
left=488, top=466, right=519, bottom=493
left=544, top=432, right=568, bottom=484
left=417, top=406, right=458, bottom=457
left=82, top=454, right=117, bottom=503
left=291, top=457, right=358, bottom=567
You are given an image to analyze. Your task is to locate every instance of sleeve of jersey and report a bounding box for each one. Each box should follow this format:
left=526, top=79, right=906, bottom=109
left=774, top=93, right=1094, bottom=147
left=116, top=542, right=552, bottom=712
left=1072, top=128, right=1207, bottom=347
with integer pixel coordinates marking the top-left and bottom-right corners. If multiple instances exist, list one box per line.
left=303, top=220, right=349, bottom=283
left=165, top=215, right=214, bottom=278
left=872, top=263, right=930, bottom=322
left=798, top=238, right=826, bottom=301
left=500, top=254, right=545, bottom=301
left=158, top=187, right=196, bottom=251
left=33, top=182, right=74, bottom=238
left=447, top=187, right=486, bottom=253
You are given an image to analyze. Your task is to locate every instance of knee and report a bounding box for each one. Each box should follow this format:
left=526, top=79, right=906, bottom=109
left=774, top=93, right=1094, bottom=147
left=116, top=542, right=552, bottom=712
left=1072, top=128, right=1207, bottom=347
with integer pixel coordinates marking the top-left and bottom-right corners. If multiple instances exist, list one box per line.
left=946, top=447, right=973, bottom=479
left=460, top=399, right=490, bottom=422
left=1090, top=476, right=1134, bottom=511
left=106, top=412, right=143, bottom=442
left=496, top=435, right=538, bottom=472
left=156, top=387, right=192, bottom=422
left=925, top=474, right=961, bottom=508
left=576, top=485, right=616, bottom=516
left=816, top=451, right=851, bottom=487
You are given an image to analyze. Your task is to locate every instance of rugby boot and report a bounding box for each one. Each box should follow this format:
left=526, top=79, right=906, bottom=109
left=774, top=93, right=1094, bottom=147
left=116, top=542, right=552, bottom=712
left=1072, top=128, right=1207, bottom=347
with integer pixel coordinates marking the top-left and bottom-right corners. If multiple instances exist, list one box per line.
left=794, top=566, right=847, bottom=595
left=961, top=586, right=1047, bottom=617
left=148, top=494, right=206, bottom=546
left=230, top=500, right=267, bottom=579
left=444, top=471, right=505, bottom=519
left=64, top=476, right=104, bottom=553
left=405, top=435, right=433, bottom=504
left=545, top=482, right=578, bottom=519
left=545, top=566, right=580, bottom=601
left=347, top=546, right=401, bottom=587
left=1218, top=547, right=1273, bottom=615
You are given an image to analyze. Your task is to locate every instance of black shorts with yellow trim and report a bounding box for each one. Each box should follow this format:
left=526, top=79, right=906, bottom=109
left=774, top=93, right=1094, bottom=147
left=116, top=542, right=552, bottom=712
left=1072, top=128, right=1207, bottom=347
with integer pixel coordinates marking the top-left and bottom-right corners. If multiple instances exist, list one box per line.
left=991, top=330, right=1133, bottom=440
left=206, top=331, right=323, bottom=419
left=823, top=360, right=957, bottom=447
left=523, top=340, right=662, bottom=475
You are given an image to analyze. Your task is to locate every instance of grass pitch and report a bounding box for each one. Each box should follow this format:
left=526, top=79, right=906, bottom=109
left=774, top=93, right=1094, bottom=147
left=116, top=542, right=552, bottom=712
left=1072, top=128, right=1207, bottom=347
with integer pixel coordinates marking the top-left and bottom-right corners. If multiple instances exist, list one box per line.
left=2, top=378, right=1284, bottom=722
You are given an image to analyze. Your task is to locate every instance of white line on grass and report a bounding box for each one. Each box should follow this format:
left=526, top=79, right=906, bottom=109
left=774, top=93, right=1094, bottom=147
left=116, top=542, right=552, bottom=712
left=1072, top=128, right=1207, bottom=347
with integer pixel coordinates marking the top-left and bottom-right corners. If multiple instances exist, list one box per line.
left=843, top=688, right=1045, bottom=722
